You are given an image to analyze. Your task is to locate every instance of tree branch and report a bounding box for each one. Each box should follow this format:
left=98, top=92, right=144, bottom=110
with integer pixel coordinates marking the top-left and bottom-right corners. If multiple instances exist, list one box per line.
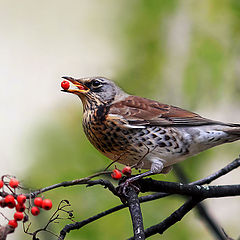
left=127, top=158, right=240, bottom=239
left=128, top=197, right=203, bottom=240
left=58, top=203, right=126, bottom=240
left=125, top=186, right=145, bottom=240
left=57, top=156, right=240, bottom=239
left=190, top=157, right=240, bottom=185
left=138, top=179, right=240, bottom=198
left=174, top=165, right=227, bottom=240
left=28, top=178, right=118, bottom=199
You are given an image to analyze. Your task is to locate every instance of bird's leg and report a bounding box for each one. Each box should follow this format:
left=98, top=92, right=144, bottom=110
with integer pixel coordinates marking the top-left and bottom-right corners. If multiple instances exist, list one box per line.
left=150, top=158, right=164, bottom=173
left=118, top=159, right=164, bottom=196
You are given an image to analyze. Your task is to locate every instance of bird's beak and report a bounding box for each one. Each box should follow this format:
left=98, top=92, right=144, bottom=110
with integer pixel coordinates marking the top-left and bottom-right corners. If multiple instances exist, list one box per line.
left=61, top=76, right=90, bottom=94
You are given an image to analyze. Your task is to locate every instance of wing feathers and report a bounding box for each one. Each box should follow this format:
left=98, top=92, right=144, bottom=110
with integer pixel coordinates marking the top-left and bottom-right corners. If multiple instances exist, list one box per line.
left=109, top=96, right=230, bottom=127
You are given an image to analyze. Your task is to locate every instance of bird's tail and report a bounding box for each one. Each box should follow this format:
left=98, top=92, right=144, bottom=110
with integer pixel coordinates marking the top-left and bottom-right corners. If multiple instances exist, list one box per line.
left=223, top=125, right=240, bottom=142
left=226, top=128, right=240, bottom=135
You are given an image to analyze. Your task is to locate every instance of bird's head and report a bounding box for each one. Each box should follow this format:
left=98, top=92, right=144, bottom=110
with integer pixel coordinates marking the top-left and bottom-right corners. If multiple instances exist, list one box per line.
left=61, top=76, right=127, bottom=108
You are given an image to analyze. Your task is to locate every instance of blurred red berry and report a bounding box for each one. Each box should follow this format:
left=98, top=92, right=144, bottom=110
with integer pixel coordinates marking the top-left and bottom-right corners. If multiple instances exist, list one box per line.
left=34, top=197, right=43, bottom=207
left=8, top=219, right=18, bottom=228
left=4, top=195, right=15, bottom=208
left=42, top=199, right=52, bottom=210
left=31, top=206, right=40, bottom=216
left=111, top=169, right=122, bottom=180
left=8, top=202, right=16, bottom=209
left=61, top=80, right=70, bottom=90
left=122, top=166, right=132, bottom=176
left=0, top=199, right=7, bottom=208
left=17, top=194, right=26, bottom=205
left=16, top=203, right=25, bottom=212
left=9, top=178, right=19, bottom=188
left=0, top=180, right=4, bottom=188
left=14, top=212, right=24, bottom=221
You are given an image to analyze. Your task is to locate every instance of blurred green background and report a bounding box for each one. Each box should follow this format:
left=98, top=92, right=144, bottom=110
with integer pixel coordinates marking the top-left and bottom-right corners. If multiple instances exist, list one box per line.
left=1, top=0, right=240, bottom=239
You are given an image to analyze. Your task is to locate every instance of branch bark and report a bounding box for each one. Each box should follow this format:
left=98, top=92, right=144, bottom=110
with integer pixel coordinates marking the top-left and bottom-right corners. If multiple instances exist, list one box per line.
left=57, top=156, right=240, bottom=240
left=125, top=186, right=145, bottom=240
left=138, top=179, right=240, bottom=198
left=128, top=197, right=203, bottom=240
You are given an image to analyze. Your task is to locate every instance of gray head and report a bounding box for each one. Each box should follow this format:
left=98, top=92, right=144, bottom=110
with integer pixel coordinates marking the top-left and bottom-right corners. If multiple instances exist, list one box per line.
left=61, top=76, right=128, bottom=108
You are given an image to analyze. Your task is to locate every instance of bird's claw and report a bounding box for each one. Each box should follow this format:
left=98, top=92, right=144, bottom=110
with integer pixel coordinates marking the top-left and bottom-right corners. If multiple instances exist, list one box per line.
left=117, top=178, right=140, bottom=199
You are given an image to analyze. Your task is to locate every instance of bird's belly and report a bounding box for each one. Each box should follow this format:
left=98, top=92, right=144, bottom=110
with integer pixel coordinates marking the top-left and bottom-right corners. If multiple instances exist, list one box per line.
left=180, top=126, right=230, bottom=155
left=83, top=118, right=232, bottom=170
left=132, top=126, right=231, bottom=169
left=83, top=119, right=193, bottom=169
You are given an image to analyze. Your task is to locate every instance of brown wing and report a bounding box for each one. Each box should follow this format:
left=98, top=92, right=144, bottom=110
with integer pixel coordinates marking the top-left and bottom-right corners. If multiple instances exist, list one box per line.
left=107, top=96, right=226, bottom=127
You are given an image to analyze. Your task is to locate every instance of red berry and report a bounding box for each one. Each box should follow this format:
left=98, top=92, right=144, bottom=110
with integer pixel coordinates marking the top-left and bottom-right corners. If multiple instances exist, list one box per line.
left=16, top=203, right=25, bottom=212
left=8, top=201, right=16, bottom=209
left=9, top=178, right=19, bottom=188
left=111, top=169, right=122, bottom=180
left=34, top=197, right=43, bottom=207
left=4, top=195, right=15, bottom=208
left=122, top=166, right=132, bottom=176
left=61, top=80, right=70, bottom=90
left=31, top=206, right=40, bottom=216
left=0, top=180, right=4, bottom=188
left=17, top=195, right=26, bottom=205
left=14, top=212, right=24, bottom=221
left=42, top=199, right=52, bottom=210
left=8, top=219, right=18, bottom=228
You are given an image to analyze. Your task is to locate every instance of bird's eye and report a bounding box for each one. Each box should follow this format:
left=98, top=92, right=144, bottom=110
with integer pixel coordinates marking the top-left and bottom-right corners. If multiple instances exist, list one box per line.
left=91, top=80, right=102, bottom=88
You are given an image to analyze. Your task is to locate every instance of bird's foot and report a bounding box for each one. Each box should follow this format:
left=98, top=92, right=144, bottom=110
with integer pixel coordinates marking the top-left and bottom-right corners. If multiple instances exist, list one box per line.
left=117, top=178, right=140, bottom=198
left=117, top=170, right=154, bottom=200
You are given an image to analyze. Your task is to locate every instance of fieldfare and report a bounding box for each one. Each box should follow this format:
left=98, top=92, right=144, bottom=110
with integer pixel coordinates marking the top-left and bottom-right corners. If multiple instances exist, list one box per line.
left=61, top=76, right=240, bottom=179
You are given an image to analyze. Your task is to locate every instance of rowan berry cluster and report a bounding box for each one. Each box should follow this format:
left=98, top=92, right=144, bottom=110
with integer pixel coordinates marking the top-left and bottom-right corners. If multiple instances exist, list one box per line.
left=0, top=176, right=53, bottom=229
left=111, top=166, right=132, bottom=180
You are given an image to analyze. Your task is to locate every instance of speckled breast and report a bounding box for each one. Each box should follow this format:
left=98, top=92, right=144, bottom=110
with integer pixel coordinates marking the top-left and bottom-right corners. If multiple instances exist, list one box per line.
left=82, top=107, right=134, bottom=161
left=81, top=105, right=190, bottom=168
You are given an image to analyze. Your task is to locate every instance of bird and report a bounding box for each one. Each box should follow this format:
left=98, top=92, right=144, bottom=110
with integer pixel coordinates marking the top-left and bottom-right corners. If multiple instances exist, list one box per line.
left=61, top=76, right=240, bottom=179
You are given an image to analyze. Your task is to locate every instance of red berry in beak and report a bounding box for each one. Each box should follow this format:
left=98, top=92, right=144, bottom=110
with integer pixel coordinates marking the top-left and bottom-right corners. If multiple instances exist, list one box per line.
left=61, top=80, right=70, bottom=90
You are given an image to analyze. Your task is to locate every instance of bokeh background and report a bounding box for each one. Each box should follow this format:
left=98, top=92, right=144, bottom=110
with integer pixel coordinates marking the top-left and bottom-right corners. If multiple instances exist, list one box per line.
left=1, top=0, right=240, bottom=239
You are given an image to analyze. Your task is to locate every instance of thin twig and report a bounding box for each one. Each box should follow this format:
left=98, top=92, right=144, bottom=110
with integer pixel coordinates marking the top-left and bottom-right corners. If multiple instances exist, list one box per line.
left=58, top=204, right=126, bottom=240
left=190, top=157, right=240, bottom=185
left=174, top=164, right=227, bottom=240
left=128, top=197, right=203, bottom=240
left=28, top=175, right=115, bottom=199
left=58, top=193, right=171, bottom=239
